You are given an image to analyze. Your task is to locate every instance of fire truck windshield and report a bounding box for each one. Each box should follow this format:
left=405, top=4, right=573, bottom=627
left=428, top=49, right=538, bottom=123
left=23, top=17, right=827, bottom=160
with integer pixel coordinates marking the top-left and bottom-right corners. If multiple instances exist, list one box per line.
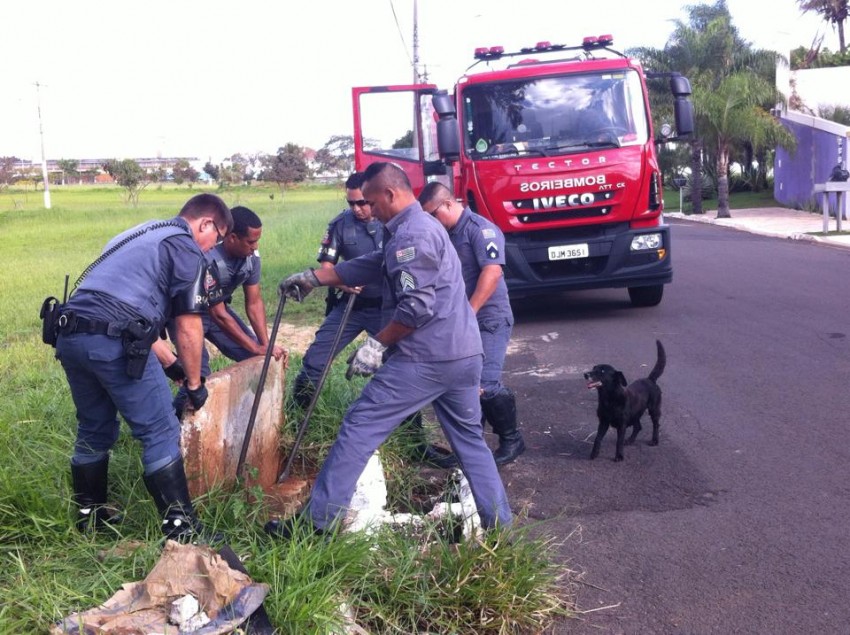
left=461, top=69, right=649, bottom=159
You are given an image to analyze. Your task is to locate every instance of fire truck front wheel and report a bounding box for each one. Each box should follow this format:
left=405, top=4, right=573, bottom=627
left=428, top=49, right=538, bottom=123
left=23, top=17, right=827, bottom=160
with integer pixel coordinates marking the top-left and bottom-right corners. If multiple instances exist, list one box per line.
left=628, top=285, right=664, bottom=307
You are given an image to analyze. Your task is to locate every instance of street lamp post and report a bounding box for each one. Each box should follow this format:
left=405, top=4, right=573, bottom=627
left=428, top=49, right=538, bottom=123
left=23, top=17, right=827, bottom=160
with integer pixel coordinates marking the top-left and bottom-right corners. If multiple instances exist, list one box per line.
left=35, top=81, right=51, bottom=210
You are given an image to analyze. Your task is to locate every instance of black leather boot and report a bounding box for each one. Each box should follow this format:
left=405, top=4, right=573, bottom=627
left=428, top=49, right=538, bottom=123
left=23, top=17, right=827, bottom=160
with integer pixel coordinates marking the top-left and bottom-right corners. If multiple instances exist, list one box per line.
left=482, top=390, right=526, bottom=465
left=406, top=411, right=458, bottom=469
left=71, top=456, right=123, bottom=533
left=143, top=457, right=222, bottom=544
left=264, top=513, right=325, bottom=540
left=292, top=372, right=315, bottom=410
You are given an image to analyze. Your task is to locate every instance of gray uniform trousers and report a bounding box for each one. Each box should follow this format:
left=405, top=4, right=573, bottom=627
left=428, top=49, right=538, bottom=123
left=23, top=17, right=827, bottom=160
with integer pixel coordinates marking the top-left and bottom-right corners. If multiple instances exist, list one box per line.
left=478, top=315, right=514, bottom=399
left=298, top=304, right=382, bottom=385
left=305, top=353, right=513, bottom=530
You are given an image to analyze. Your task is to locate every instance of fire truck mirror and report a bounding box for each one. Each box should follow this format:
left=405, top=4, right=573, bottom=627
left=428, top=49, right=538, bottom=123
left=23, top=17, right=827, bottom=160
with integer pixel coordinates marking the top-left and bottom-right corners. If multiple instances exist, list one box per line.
left=674, top=98, right=695, bottom=137
left=437, top=119, right=461, bottom=163
left=669, top=75, right=692, bottom=98
left=432, top=90, right=456, bottom=116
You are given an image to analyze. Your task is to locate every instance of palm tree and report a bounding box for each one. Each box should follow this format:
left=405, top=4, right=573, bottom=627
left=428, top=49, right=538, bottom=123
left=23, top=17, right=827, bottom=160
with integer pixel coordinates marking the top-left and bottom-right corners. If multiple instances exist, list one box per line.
left=798, top=0, right=848, bottom=53
left=631, top=1, right=794, bottom=217
left=695, top=73, right=796, bottom=217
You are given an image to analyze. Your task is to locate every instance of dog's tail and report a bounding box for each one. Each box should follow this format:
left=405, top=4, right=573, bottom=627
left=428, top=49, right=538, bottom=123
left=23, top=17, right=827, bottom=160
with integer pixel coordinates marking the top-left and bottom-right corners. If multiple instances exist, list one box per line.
left=649, top=340, right=666, bottom=382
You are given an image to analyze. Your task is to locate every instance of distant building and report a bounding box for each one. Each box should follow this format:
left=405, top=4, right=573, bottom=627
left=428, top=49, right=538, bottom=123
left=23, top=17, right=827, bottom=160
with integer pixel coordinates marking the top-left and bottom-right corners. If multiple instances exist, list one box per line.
left=773, top=64, right=850, bottom=214
left=12, top=156, right=199, bottom=184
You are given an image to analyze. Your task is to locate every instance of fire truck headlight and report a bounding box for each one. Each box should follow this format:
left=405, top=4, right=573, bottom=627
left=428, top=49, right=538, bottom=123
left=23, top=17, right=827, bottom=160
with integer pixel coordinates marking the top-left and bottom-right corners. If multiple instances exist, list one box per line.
left=631, top=233, right=663, bottom=251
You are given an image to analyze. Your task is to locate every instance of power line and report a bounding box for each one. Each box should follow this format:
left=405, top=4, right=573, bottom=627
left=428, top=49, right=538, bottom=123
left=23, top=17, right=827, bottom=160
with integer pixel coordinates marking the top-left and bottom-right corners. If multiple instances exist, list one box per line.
left=388, top=0, right=414, bottom=68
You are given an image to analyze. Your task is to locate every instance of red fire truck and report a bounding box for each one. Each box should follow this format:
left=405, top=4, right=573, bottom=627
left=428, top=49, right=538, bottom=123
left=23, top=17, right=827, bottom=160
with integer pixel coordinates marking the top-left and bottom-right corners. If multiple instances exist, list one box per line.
left=351, top=36, right=694, bottom=306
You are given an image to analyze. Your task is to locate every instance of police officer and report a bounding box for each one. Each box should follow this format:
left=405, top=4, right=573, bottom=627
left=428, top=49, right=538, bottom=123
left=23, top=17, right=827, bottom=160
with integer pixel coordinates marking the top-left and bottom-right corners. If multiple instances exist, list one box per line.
left=293, top=173, right=450, bottom=466
left=418, top=182, right=526, bottom=465
left=55, top=193, right=232, bottom=542
left=291, top=172, right=383, bottom=408
left=268, top=162, right=512, bottom=537
left=172, top=206, right=285, bottom=416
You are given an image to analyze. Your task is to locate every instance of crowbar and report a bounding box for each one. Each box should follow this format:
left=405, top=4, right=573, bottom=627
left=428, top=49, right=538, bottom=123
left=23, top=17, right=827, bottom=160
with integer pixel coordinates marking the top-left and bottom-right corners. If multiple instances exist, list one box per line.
left=236, top=293, right=287, bottom=476
left=277, top=291, right=357, bottom=483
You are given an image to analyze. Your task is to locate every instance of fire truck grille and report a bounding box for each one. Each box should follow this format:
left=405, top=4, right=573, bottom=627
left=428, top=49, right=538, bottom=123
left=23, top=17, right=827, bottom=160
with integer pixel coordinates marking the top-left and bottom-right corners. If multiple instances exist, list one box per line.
left=529, top=256, right=607, bottom=279
left=514, top=206, right=613, bottom=224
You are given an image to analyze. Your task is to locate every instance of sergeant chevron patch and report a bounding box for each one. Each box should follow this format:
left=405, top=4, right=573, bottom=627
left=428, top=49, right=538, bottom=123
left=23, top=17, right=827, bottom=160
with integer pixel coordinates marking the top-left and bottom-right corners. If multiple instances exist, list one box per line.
left=400, top=271, right=416, bottom=291
left=485, top=241, right=499, bottom=259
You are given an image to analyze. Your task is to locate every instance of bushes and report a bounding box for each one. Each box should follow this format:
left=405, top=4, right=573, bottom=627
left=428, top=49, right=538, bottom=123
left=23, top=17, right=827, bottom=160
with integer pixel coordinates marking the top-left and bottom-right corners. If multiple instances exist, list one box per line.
left=791, top=46, right=850, bottom=70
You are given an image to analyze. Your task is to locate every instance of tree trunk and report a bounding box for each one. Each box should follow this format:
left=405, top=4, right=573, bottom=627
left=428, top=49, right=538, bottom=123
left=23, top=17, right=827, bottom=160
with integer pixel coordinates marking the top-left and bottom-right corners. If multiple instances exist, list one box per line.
left=690, top=138, right=703, bottom=215
left=839, top=20, right=846, bottom=53
left=716, top=148, right=731, bottom=218
left=754, top=148, right=769, bottom=193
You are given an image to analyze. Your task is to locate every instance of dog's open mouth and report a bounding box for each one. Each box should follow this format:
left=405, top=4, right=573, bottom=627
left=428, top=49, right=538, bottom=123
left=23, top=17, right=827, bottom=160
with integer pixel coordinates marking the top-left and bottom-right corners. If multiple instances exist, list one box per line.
left=586, top=379, right=602, bottom=389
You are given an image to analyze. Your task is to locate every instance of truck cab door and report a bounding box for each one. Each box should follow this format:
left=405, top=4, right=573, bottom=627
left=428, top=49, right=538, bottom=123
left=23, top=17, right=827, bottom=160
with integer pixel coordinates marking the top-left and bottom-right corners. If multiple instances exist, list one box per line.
left=352, top=84, right=444, bottom=194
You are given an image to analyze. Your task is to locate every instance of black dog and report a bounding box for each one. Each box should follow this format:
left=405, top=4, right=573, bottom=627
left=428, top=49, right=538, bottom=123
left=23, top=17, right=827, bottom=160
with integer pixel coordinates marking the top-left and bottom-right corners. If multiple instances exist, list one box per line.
left=584, top=340, right=666, bottom=462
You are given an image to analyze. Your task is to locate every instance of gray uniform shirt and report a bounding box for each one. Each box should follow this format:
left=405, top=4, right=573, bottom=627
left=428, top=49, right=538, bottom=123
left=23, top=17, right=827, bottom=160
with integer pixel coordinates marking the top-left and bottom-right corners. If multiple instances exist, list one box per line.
left=205, top=243, right=261, bottom=306
left=335, top=201, right=482, bottom=362
left=449, top=207, right=513, bottom=323
left=317, top=209, right=382, bottom=300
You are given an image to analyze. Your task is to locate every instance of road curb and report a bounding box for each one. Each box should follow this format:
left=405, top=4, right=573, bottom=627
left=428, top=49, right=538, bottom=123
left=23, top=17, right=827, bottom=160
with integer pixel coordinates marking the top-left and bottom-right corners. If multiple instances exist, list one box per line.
left=664, top=212, right=850, bottom=250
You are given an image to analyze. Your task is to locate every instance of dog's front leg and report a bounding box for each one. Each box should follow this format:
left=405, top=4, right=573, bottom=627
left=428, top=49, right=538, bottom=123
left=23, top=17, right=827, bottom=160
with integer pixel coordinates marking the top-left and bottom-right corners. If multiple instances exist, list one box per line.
left=590, top=420, right=609, bottom=460
left=614, top=424, right=627, bottom=461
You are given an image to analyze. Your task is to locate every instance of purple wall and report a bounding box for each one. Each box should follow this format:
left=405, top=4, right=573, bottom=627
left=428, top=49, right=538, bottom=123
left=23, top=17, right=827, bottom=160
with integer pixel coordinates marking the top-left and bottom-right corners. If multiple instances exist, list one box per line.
left=774, top=117, right=848, bottom=209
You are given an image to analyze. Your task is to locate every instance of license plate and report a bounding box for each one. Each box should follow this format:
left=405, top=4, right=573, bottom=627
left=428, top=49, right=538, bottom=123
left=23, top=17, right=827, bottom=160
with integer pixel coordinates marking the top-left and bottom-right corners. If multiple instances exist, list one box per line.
left=548, top=243, right=589, bottom=261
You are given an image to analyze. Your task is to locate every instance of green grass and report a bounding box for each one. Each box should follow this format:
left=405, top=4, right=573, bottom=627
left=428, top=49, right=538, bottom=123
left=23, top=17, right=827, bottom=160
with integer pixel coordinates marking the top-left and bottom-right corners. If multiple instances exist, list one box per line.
left=663, top=188, right=782, bottom=213
left=0, top=183, right=570, bottom=633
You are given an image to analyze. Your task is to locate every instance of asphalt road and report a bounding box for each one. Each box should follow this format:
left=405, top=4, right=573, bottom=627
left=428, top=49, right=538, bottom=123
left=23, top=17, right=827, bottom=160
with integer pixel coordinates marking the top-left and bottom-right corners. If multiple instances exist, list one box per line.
left=499, top=220, right=850, bottom=634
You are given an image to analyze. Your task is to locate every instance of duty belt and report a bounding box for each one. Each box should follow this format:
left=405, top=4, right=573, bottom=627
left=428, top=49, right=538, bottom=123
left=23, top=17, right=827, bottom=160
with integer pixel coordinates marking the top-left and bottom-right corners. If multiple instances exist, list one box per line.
left=57, top=312, right=124, bottom=337
left=351, top=295, right=382, bottom=310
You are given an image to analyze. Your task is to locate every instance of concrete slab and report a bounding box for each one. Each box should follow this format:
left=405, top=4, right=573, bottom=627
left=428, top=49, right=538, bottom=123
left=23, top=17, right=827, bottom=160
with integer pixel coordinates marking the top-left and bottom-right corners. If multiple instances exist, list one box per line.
left=180, top=355, right=285, bottom=499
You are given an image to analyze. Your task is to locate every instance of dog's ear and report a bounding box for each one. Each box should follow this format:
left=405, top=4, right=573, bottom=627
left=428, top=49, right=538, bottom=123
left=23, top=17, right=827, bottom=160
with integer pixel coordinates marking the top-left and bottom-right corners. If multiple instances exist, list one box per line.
left=615, top=371, right=627, bottom=387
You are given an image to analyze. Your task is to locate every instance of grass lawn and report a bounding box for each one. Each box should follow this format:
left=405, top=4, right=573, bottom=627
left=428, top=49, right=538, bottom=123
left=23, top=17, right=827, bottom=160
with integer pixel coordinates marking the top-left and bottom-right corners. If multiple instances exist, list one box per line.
left=0, top=183, right=569, bottom=634
left=662, top=187, right=782, bottom=213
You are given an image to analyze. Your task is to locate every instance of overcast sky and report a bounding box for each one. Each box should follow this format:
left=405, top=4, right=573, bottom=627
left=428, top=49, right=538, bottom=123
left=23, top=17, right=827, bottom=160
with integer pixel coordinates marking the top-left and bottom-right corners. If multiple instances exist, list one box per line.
left=1, top=0, right=835, bottom=162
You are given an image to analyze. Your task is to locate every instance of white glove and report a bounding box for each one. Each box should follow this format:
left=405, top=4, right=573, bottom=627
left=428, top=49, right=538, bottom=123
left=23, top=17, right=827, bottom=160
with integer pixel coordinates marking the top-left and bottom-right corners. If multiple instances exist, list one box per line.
left=345, top=336, right=387, bottom=380
left=279, top=269, right=321, bottom=301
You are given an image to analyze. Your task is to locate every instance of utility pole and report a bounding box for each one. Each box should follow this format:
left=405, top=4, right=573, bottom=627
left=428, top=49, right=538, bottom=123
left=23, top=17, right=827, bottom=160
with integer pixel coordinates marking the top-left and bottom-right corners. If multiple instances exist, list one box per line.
left=35, top=81, right=51, bottom=209
left=412, top=0, right=420, bottom=84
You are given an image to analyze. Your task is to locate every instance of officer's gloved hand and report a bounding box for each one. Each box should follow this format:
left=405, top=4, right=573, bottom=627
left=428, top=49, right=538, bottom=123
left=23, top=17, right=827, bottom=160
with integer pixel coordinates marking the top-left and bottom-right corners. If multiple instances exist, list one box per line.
left=279, top=269, right=321, bottom=301
left=345, top=337, right=387, bottom=380
left=186, top=379, right=209, bottom=411
left=163, top=359, right=186, bottom=383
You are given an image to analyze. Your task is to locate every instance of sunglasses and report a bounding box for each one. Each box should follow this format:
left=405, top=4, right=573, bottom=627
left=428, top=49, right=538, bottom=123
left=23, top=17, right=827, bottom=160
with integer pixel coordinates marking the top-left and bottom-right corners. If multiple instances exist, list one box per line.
left=347, top=199, right=370, bottom=208
left=428, top=199, right=450, bottom=217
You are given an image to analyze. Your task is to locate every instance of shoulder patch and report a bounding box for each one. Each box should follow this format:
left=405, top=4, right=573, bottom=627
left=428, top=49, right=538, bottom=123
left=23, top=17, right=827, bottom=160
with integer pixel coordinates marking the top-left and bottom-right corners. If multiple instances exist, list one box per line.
left=482, top=228, right=496, bottom=239
left=204, top=269, right=217, bottom=293
left=399, top=271, right=416, bottom=292
left=485, top=241, right=499, bottom=260
left=396, top=246, right=416, bottom=263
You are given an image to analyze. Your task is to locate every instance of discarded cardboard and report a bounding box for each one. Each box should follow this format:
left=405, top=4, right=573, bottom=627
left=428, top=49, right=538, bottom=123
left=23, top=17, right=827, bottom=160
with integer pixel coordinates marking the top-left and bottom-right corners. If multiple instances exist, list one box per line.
left=51, top=541, right=269, bottom=635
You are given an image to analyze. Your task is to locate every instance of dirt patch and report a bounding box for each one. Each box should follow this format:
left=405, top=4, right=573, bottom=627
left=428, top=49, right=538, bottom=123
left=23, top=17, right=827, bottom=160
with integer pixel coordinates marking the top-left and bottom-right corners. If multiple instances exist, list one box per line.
left=273, top=322, right=318, bottom=357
